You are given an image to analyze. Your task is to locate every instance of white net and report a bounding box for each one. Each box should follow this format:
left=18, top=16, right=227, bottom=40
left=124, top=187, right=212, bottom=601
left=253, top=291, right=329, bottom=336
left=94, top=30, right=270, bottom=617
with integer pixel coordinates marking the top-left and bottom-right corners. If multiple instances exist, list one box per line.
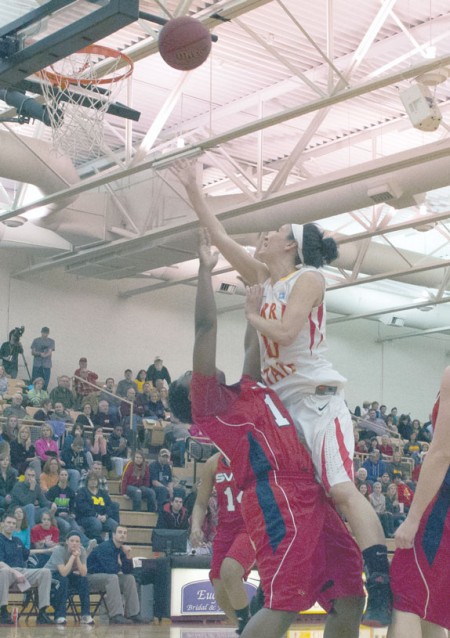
left=37, top=45, right=132, bottom=159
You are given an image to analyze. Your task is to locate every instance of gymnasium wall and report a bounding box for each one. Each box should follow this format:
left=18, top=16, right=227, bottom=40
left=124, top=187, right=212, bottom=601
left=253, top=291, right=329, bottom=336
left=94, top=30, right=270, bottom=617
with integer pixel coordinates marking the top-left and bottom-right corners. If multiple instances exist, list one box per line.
left=0, top=264, right=448, bottom=421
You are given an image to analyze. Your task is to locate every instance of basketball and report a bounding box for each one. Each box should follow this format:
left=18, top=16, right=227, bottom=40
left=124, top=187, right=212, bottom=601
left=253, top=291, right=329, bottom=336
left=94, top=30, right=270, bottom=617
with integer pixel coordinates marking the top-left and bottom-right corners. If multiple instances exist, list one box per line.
left=158, top=17, right=212, bottom=71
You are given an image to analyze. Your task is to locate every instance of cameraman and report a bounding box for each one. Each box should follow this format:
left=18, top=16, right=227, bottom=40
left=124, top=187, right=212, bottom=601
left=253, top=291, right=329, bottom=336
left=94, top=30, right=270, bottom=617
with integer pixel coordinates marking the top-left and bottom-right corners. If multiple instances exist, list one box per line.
left=0, top=328, right=24, bottom=378
left=31, top=327, right=55, bottom=390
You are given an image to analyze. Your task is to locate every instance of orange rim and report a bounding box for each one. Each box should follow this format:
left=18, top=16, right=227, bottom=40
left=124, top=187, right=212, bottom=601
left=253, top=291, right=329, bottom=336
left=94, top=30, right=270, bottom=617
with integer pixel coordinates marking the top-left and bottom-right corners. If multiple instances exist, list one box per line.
left=38, top=44, right=134, bottom=88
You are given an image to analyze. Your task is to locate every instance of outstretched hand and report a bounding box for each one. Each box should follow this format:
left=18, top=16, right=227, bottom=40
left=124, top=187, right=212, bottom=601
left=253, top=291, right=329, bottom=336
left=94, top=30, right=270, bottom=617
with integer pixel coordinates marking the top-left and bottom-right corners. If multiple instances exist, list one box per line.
left=245, top=284, right=264, bottom=318
left=173, top=158, right=198, bottom=189
left=198, top=227, right=219, bottom=271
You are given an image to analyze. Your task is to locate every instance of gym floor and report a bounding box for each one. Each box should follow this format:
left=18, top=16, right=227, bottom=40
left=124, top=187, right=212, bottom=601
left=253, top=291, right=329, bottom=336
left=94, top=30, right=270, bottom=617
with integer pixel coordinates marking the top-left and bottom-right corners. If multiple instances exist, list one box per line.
left=6, top=621, right=389, bottom=638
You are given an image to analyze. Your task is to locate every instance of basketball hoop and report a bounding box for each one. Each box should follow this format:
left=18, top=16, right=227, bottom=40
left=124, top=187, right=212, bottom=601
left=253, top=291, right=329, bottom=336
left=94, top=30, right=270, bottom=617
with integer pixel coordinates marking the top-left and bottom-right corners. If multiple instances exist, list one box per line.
left=37, top=44, right=134, bottom=159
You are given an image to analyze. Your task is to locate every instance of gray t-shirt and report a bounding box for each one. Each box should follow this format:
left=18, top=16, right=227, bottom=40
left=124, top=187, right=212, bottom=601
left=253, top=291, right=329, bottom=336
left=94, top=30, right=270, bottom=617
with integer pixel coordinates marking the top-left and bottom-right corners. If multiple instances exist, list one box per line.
left=31, top=337, right=55, bottom=368
left=45, top=544, right=87, bottom=572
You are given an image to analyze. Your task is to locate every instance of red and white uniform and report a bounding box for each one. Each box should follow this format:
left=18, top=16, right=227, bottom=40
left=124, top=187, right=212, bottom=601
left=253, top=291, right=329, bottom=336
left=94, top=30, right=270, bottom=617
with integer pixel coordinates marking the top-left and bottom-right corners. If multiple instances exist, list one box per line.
left=391, top=397, right=450, bottom=629
left=191, top=372, right=364, bottom=612
left=209, top=456, right=255, bottom=581
left=260, top=268, right=354, bottom=490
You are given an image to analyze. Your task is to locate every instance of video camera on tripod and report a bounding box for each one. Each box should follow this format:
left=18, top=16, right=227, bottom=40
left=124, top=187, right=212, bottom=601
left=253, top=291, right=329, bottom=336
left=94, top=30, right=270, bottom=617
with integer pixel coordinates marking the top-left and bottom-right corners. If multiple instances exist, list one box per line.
left=9, top=325, right=25, bottom=345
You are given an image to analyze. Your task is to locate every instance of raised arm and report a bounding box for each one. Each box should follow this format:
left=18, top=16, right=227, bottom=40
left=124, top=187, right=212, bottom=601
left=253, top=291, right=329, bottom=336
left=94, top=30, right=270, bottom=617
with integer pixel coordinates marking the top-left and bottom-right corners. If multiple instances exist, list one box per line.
left=177, top=161, right=268, bottom=285
left=190, top=453, right=219, bottom=547
left=193, top=229, right=220, bottom=377
left=395, top=366, right=450, bottom=548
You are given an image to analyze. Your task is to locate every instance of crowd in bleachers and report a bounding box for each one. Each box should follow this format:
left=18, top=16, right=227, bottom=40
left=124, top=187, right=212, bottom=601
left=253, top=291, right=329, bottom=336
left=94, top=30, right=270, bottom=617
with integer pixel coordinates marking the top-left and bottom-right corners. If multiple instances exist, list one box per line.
left=352, top=399, right=433, bottom=538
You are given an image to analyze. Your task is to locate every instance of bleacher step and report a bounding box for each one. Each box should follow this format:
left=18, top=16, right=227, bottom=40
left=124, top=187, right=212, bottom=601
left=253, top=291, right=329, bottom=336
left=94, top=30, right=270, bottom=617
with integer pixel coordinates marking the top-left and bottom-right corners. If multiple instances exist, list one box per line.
left=120, top=511, right=158, bottom=527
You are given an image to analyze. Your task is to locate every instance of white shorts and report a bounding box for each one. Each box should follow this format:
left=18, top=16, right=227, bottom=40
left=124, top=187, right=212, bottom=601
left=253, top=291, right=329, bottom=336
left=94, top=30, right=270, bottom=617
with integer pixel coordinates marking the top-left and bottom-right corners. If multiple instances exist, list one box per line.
left=283, top=392, right=355, bottom=491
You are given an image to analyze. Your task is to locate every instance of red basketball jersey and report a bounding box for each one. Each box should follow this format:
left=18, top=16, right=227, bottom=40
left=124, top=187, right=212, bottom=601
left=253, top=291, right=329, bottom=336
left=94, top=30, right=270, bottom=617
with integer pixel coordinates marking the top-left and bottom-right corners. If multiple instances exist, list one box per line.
left=215, top=455, right=246, bottom=531
left=191, top=372, right=315, bottom=490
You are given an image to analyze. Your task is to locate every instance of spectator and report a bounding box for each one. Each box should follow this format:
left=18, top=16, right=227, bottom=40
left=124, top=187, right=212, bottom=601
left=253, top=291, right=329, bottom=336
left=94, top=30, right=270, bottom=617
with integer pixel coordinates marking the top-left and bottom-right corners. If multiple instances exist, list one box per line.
left=362, top=449, right=388, bottom=485
left=93, top=399, right=120, bottom=428
left=2, top=416, right=19, bottom=444
left=107, top=424, right=129, bottom=477
left=146, top=357, right=171, bottom=387
left=79, top=460, right=110, bottom=492
left=0, top=330, right=23, bottom=379
left=46, top=467, right=89, bottom=544
left=354, top=430, right=369, bottom=454
left=119, top=387, right=142, bottom=437
left=354, top=467, right=372, bottom=494
left=379, top=405, right=387, bottom=421
left=358, top=483, right=370, bottom=500
left=35, top=423, right=59, bottom=466
left=121, top=450, right=156, bottom=512
left=61, top=435, right=89, bottom=486
left=30, top=328, right=55, bottom=391
left=3, top=393, right=27, bottom=420
left=379, top=472, right=391, bottom=494
left=11, top=505, right=30, bottom=549
left=33, top=398, right=53, bottom=423
left=62, top=423, right=90, bottom=456
left=368, top=437, right=380, bottom=453
left=49, top=375, right=75, bottom=410
left=0, top=512, right=53, bottom=624
left=98, top=378, right=121, bottom=414
left=44, top=531, right=93, bottom=625
left=30, top=509, right=59, bottom=551
left=379, top=434, right=394, bottom=458
left=10, top=424, right=40, bottom=476
left=0, top=366, right=8, bottom=398
left=0, top=455, right=17, bottom=514
left=403, top=432, right=421, bottom=459
left=157, top=495, right=189, bottom=530
left=75, top=403, right=95, bottom=428
left=75, top=471, right=119, bottom=544
left=134, top=370, right=147, bottom=394
left=51, top=401, right=73, bottom=425
left=73, top=358, right=98, bottom=409
left=27, top=378, right=49, bottom=407
left=10, top=466, right=55, bottom=528
left=418, top=414, right=433, bottom=443
left=143, top=387, right=166, bottom=421
left=89, top=426, right=111, bottom=472
left=384, top=483, right=406, bottom=531
left=159, top=386, right=170, bottom=413
left=393, top=473, right=414, bottom=513
left=164, top=417, right=190, bottom=467
left=116, top=370, right=138, bottom=399
left=388, top=450, right=404, bottom=480
left=39, top=458, right=62, bottom=493
left=397, top=414, right=412, bottom=440
left=149, top=449, right=175, bottom=511
left=368, top=482, right=392, bottom=538
left=87, top=526, right=146, bottom=624
left=389, top=407, right=398, bottom=425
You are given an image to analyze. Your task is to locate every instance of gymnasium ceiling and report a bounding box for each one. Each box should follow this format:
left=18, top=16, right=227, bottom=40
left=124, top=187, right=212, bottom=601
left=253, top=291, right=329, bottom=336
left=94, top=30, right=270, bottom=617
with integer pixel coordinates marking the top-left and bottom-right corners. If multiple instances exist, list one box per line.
left=2, top=0, right=450, bottom=336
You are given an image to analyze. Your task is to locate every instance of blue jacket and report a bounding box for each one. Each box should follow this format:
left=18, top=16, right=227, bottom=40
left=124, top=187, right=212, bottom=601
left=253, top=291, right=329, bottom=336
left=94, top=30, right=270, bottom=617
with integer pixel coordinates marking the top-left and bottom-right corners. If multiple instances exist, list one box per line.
left=87, top=539, right=133, bottom=575
left=0, top=533, right=29, bottom=567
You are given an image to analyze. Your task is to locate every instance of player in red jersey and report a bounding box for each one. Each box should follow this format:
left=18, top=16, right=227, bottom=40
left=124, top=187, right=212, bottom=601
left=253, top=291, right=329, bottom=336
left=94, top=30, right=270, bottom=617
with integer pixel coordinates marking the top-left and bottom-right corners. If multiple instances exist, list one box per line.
left=169, top=230, right=364, bottom=638
left=177, top=161, right=391, bottom=627
left=190, top=452, right=255, bottom=634
left=388, top=367, right=450, bottom=638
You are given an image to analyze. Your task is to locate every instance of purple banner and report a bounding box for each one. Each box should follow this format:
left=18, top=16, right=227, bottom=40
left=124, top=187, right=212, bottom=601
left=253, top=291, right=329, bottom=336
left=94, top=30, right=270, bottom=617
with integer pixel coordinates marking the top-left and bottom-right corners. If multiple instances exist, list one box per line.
left=181, top=580, right=257, bottom=614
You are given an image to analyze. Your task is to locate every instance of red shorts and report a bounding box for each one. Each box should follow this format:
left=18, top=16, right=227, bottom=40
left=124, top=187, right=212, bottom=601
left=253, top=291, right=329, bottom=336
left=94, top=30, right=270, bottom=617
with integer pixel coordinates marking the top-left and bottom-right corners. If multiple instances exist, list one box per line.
left=391, top=496, right=450, bottom=629
left=241, top=473, right=364, bottom=612
left=210, top=529, right=255, bottom=581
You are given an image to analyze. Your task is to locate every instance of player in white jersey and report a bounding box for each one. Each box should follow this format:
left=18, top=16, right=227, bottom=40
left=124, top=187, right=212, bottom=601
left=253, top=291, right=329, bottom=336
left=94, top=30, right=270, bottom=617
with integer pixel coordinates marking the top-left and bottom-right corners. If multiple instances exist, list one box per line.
left=177, top=160, right=391, bottom=627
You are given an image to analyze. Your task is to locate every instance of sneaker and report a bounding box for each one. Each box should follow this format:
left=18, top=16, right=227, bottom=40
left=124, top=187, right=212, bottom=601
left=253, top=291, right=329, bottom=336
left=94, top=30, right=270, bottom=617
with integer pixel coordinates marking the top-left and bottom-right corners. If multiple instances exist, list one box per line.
left=0, top=613, right=13, bottom=625
left=37, top=610, right=55, bottom=625
left=362, top=572, right=392, bottom=627
left=129, top=614, right=148, bottom=624
left=249, top=585, right=265, bottom=616
left=55, top=617, right=67, bottom=625
left=80, top=615, right=95, bottom=625
left=110, top=614, right=132, bottom=625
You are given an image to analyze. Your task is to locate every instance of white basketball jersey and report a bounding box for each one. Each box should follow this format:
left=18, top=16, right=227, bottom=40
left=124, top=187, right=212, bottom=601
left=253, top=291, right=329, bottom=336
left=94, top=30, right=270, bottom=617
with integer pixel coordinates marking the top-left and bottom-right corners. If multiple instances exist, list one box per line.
left=259, top=267, right=346, bottom=401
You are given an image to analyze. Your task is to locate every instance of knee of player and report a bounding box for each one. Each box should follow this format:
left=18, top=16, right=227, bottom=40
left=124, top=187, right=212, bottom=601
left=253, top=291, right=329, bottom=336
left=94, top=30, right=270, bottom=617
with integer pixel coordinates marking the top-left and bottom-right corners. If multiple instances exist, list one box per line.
left=220, top=558, right=244, bottom=584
